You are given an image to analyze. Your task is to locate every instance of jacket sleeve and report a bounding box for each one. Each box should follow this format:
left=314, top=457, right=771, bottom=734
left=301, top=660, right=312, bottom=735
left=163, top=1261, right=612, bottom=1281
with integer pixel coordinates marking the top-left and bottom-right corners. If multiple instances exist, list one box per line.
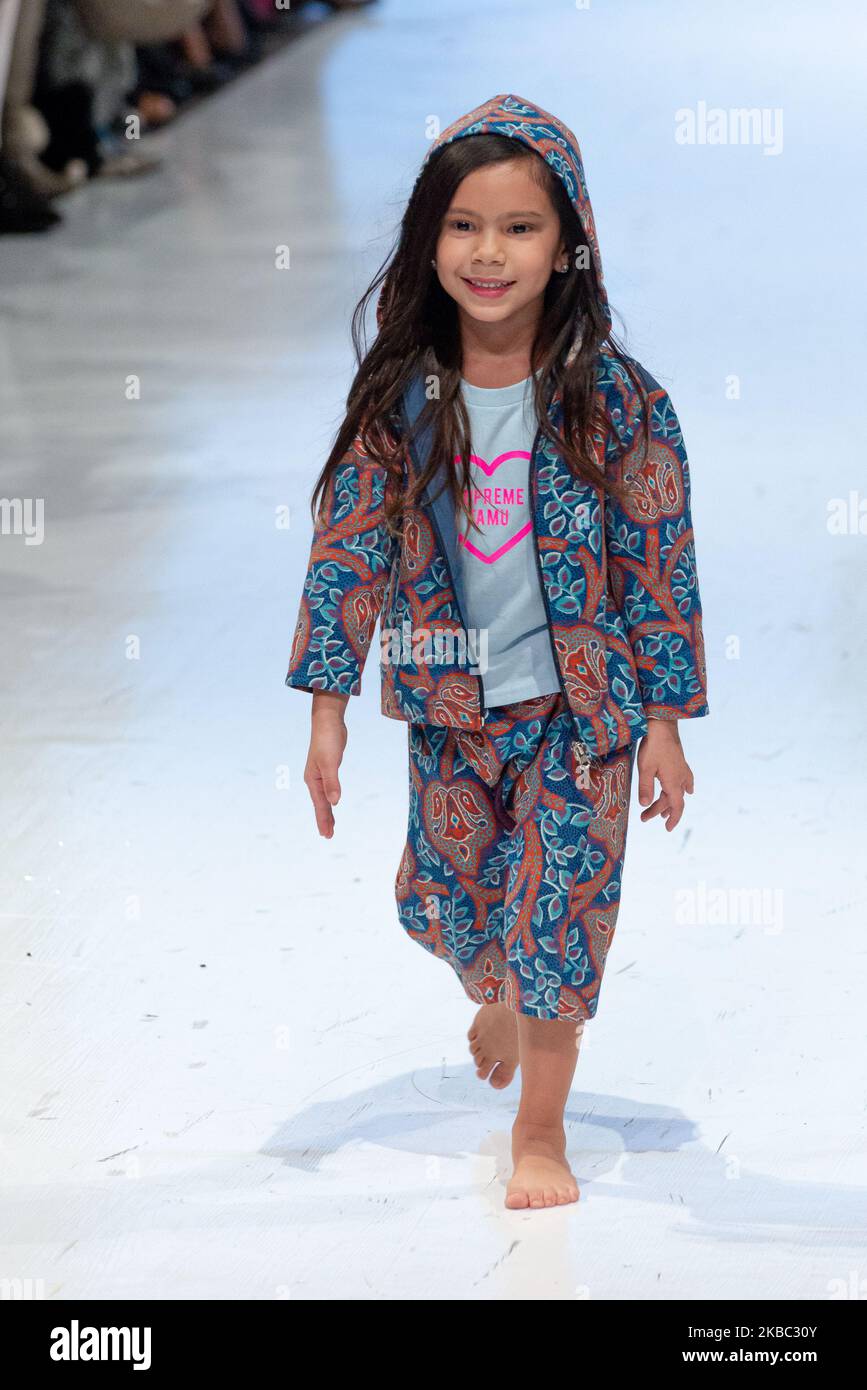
left=285, top=428, right=398, bottom=698
left=603, top=370, right=709, bottom=722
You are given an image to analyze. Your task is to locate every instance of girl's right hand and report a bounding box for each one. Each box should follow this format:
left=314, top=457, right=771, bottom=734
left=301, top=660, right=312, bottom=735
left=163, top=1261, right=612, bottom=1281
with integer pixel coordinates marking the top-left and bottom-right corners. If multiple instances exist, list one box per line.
left=304, top=694, right=349, bottom=838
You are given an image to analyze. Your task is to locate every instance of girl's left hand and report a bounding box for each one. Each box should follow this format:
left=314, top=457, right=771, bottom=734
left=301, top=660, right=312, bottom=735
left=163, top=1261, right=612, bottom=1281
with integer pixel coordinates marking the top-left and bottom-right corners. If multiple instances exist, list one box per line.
left=636, top=721, right=695, bottom=831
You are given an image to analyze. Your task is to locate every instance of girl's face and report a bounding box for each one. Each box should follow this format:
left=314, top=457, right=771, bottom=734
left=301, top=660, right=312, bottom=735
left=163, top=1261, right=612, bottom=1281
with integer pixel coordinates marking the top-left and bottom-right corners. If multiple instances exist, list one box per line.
left=433, top=160, right=568, bottom=329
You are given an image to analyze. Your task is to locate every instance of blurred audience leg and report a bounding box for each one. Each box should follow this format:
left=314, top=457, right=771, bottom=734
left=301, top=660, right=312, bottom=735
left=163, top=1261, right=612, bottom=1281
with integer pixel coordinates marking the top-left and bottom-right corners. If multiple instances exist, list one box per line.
left=1, top=0, right=71, bottom=231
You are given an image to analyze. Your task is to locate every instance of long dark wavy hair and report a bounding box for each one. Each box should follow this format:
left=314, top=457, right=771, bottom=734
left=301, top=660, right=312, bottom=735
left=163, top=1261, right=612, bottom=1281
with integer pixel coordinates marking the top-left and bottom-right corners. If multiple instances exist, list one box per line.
left=307, top=132, right=651, bottom=540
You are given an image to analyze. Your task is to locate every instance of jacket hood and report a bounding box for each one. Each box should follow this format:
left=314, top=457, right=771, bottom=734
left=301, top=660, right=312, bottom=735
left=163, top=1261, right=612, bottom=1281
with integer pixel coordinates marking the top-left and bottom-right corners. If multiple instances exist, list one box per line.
left=376, top=92, right=611, bottom=350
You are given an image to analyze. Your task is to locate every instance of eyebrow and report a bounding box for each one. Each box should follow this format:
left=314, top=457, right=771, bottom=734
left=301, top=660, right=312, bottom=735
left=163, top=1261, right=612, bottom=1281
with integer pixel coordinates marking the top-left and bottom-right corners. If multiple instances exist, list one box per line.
left=447, top=207, right=546, bottom=218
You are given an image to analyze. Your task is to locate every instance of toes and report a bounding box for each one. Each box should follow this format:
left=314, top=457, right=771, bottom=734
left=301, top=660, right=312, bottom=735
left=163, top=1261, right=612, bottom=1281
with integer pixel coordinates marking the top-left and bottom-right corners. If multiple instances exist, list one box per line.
left=506, top=1171, right=579, bottom=1209
left=489, top=1063, right=515, bottom=1089
left=507, top=1186, right=572, bottom=1210
left=505, top=1188, right=528, bottom=1209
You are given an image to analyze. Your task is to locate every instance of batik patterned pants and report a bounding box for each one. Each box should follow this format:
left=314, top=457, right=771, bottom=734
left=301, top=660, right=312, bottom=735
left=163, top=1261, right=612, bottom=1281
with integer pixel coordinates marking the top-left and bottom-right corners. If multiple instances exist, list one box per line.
left=395, top=691, right=637, bottom=1023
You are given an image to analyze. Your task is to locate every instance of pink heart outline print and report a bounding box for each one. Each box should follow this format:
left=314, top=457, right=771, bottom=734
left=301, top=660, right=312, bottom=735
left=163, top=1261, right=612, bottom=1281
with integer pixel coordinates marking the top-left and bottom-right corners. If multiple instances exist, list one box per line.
left=455, top=450, right=532, bottom=565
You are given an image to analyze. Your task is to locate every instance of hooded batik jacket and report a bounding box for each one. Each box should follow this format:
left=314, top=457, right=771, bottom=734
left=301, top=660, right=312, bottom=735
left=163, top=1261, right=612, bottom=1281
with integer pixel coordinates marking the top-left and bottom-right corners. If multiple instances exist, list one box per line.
left=284, top=93, right=709, bottom=759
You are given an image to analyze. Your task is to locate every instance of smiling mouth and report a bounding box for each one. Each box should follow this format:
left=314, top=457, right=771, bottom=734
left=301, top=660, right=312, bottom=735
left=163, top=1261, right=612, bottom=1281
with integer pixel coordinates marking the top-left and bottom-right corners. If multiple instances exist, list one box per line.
left=462, top=277, right=515, bottom=295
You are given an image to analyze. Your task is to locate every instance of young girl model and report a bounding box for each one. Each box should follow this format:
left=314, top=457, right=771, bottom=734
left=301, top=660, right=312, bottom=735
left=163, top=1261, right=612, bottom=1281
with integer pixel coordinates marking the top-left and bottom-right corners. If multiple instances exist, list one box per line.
left=285, top=94, right=709, bottom=1210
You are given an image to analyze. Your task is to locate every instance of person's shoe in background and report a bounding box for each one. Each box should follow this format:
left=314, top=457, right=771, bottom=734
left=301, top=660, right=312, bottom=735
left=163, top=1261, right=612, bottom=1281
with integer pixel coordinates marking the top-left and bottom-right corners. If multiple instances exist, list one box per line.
left=92, top=128, right=163, bottom=178
left=0, top=153, right=63, bottom=233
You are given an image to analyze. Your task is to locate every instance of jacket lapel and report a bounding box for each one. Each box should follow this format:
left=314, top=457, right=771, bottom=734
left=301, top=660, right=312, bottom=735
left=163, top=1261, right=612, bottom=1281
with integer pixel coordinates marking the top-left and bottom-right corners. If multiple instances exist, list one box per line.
left=402, top=371, right=470, bottom=621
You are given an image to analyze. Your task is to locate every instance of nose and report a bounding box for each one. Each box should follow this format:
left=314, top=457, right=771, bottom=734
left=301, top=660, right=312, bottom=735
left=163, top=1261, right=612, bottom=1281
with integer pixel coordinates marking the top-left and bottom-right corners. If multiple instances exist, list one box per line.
left=471, top=231, right=506, bottom=264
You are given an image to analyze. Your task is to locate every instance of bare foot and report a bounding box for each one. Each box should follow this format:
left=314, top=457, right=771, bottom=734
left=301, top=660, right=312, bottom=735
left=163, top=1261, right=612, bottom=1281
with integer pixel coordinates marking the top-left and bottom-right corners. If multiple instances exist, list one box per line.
left=467, top=1002, right=519, bottom=1088
left=505, top=1120, right=579, bottom=1209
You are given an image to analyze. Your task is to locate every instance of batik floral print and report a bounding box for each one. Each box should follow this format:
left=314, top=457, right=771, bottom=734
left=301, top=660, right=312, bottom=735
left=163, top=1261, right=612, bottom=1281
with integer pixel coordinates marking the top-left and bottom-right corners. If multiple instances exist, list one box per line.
left=395, top=692, right=636, bottom=1022
left=285, top=431, right=398, bottom=697
left=285, top=93, right=709, bottom=757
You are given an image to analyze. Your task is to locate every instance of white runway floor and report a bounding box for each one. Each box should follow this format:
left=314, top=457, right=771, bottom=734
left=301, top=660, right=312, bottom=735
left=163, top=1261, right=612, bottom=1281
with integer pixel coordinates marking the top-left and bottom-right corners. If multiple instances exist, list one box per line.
left=1, top=0, right=865, bottom=1299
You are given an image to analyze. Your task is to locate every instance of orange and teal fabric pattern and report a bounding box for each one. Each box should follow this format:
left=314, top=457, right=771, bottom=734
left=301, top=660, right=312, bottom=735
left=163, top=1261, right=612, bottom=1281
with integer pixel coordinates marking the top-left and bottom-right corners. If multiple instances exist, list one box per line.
left=395, top=691, right=636, bottom=1022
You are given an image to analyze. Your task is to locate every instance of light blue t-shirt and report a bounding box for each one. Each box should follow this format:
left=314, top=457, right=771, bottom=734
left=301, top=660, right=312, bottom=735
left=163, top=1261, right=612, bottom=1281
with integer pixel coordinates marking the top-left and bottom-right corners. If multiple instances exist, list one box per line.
left=455, top=373, right=561, bottom=708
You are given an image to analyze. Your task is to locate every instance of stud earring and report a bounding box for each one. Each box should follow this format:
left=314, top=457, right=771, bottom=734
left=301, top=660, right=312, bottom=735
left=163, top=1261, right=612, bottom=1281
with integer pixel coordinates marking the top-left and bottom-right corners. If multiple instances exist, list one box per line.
left=431, top=258, right=436, bottom=267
